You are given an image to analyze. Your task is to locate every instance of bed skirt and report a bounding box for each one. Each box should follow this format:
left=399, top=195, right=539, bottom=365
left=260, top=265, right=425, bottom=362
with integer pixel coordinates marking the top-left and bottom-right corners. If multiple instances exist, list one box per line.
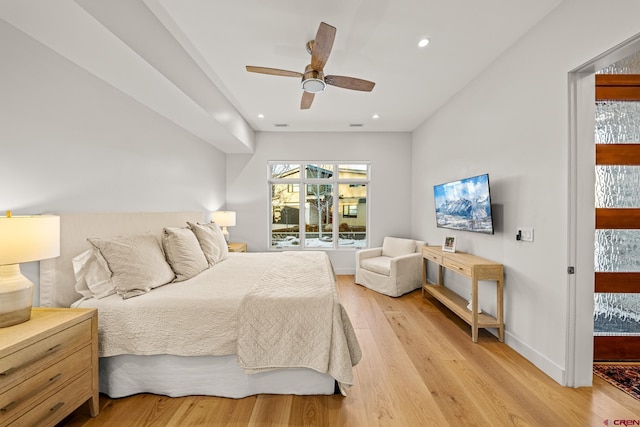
left=99, top=354, right=336, bottom=398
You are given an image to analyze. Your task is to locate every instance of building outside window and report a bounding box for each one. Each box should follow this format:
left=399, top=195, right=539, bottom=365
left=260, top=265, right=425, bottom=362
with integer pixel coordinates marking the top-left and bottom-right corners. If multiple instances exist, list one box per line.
left=269, top=162, right=369, bottom=249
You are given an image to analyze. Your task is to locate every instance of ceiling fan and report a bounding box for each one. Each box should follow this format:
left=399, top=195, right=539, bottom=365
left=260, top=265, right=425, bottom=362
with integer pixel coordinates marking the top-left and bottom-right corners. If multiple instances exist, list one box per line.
left=246, top=22, right=375, bottom=110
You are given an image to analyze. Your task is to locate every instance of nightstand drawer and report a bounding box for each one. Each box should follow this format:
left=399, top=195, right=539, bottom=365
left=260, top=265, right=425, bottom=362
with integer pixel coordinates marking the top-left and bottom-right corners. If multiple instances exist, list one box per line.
left=443, top=258, right=472, bottom=277
left=0, top=345, right=92, bottom=426
left=0, top=319, right=91, bottom=392
left=7, top=370, right=92, bottom=427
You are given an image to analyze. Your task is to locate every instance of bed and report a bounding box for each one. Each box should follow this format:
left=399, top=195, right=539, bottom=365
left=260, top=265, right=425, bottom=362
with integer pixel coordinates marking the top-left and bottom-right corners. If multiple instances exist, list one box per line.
left=39, top=212, right=361, bottom=398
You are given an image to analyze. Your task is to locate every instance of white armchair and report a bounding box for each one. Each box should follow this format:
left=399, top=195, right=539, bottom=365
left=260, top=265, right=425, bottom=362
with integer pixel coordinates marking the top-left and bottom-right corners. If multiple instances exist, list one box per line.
left=355, top=237, right=425, bottom=297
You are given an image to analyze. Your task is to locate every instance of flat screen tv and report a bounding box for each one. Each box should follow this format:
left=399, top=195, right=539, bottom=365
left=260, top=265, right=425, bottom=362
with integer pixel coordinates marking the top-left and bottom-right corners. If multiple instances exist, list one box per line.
left=433, top=173, right=494, bottom=235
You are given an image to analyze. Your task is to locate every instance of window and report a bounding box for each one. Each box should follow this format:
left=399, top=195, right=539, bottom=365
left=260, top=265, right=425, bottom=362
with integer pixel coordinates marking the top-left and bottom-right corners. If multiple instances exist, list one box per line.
left=269, top=162, right=369, bottom=249
left=343, top=205, right=357, bottom=218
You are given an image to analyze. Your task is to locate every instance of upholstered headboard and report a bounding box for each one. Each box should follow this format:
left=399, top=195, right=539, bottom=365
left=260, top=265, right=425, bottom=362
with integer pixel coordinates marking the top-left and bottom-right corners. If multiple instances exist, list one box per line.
left=39, top=211, right=205, bottom=308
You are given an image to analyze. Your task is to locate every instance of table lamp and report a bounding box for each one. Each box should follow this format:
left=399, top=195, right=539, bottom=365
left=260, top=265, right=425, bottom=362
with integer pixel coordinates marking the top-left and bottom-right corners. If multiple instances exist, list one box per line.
left=0, top=212, right=60, bottom=327
left=212, top=211, right=236, bottom=243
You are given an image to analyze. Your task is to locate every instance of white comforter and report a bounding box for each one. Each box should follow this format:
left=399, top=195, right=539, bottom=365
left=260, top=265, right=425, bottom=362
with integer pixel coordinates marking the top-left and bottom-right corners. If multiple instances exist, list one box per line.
left=72, top=251, right=361, bottom=389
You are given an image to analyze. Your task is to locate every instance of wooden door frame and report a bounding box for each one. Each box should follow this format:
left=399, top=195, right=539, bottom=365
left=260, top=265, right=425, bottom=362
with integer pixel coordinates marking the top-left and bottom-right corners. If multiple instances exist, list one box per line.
left=567, top=33, right=640, bottom=386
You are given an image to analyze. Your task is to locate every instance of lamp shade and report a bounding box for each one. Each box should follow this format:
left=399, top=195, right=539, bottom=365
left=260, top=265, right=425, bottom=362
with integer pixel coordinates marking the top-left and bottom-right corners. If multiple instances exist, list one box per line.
left=212, top=211, right=236, bottom=227
left=0, top=215, right=60, bottom=265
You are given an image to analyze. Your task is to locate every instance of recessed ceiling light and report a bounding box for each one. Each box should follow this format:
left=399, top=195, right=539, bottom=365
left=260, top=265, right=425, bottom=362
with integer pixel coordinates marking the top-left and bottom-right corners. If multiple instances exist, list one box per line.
left=258, top=114, right=264, bottom=119
left=418, top=38, right=430, bottom=48
left=372, top=114, right=380, bottom=119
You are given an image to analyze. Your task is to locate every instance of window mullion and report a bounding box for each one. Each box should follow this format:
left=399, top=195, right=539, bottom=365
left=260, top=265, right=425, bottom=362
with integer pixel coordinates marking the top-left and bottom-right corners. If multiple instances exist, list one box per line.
left=332, top=178, right=338, bottom=249
left=299, top=174, right=305, bottom=248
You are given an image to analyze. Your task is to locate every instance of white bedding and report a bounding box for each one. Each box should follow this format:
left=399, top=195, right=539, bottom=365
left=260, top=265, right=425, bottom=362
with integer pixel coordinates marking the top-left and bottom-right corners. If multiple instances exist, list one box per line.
left=99, top=354, right=336, bottom=398
left=41, top=212, right=361, bottom=398
left=73, top=253, right=272, bottom=356
left=72, top=251, right=361, bottom=392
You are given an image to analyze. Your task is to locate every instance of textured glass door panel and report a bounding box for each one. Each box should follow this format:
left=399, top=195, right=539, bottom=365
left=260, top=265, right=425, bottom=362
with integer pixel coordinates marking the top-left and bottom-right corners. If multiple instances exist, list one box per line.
left=595, top=230, right=640, bottom=272
left=593, top=57, right=640, bottom=356
left=595, top=101, right=640, bottom=144
left=594, top=293, right=640, bottom=336
left=595, top=165, right=640, bottom=207
left=598, top=51, right=640, bottom=74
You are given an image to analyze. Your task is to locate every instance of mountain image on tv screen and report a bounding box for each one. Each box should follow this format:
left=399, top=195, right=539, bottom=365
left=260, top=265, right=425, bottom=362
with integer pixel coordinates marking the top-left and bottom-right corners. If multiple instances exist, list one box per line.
left=433, top=174, right=494, bottom=234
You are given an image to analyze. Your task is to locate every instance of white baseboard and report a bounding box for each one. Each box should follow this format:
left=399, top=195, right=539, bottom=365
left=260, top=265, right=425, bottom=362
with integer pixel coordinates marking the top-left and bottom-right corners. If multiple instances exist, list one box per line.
left=334, top=268, right=355, bottom=275
left=504, top=331, right=566, bottom=385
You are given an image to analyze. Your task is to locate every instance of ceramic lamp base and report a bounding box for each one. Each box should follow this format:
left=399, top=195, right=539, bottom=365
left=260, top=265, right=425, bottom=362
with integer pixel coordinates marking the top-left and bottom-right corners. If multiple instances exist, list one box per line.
left=0, top=264, right=34, bottom=328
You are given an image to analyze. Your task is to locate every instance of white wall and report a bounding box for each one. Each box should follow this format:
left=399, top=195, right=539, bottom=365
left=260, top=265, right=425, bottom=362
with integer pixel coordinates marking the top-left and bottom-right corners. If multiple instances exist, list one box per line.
left=0, top=21, right=226, bottom=303
left=226, top=131, right=413, bottom=273
left=411, top=0, right=640, bottom=385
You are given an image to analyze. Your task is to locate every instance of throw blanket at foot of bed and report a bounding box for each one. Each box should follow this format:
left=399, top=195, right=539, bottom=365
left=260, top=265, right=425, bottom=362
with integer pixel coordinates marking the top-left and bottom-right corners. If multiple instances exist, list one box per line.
left=237, top=251, right=362, bottom=395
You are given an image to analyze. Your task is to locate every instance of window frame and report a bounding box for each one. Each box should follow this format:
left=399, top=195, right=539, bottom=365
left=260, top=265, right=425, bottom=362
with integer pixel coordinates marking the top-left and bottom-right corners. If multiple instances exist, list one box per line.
left=268, top=161, right=370, bottom=250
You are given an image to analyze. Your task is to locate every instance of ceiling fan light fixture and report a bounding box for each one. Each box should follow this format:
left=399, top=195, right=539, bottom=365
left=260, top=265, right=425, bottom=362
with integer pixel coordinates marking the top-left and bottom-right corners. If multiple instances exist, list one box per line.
left=302, top=65, right=326, bottom=93
left=301, top=78, right=326, bottom=93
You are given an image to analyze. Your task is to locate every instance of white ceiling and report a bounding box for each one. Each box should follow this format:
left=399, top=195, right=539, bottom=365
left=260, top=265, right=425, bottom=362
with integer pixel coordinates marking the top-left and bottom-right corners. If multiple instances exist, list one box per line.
left=1, top=0, right=562, bottom=152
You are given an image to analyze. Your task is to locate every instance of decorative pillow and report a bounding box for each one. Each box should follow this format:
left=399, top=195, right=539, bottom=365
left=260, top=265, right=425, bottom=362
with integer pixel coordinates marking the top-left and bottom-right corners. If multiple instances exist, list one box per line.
left=72, top=248, right=116, bottom=299
left=162, top=227, right=209, bottom=282
left=381, top=237, right=417, bottom=258
left=88, top=233, right=175, bottom=299
left=187, top=222, right=229, bottom=265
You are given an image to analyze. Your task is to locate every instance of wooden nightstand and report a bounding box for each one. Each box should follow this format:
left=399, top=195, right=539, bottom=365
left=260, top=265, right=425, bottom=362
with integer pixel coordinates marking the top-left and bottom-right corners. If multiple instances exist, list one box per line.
left=228, top=242, right=247, bottom=253
left=0, top=307, right=99, bottom=426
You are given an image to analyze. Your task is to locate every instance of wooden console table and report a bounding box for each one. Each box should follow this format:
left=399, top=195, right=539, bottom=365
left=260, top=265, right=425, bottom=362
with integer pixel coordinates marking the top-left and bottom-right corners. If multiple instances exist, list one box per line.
left=422, top=246, right=504, bottom=342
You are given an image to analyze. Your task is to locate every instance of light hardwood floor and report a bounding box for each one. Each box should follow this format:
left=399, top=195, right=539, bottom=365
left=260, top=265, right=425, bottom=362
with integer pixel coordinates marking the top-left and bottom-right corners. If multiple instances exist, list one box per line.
left=58, top=275, right=640, bottom=426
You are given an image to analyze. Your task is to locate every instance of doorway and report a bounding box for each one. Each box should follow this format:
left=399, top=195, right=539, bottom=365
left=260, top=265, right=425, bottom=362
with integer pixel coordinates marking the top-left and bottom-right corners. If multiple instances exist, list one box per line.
left=568, top=33, right=640, bottom=386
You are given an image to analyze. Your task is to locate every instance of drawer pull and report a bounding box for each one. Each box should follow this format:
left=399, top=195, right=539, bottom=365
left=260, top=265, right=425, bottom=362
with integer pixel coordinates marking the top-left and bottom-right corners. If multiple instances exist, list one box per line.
left=0, top=367, right=16, bottom=377
left=50, top=401, right=65, bottom=413
left=47, top=344, right=62, bottom=353
left=0, top=401, right=17, bottom=413
left=0, top=344, right=62, bottom=377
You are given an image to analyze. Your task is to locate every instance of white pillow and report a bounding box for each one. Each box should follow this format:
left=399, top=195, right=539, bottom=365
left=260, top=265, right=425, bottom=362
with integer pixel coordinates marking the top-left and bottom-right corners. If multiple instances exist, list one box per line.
left=187, top=222, right=229, bottom=265
left=162, top=227, right=209, bottom=282
left=88, top=233, right=175, bottom=299
left=72, top=248, right=116, bottom=299
left=381, top=237, right=417, bottom=258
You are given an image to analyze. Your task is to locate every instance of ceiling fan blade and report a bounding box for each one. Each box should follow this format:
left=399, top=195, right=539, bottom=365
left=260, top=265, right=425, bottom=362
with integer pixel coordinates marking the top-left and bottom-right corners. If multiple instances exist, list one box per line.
left=310, top=22, right=336, bottom=71
left=325, top=75, right=375, bottom=92
left=301, top=91, right=315, bottom=109
left=246, top=66, right=303, bottom=78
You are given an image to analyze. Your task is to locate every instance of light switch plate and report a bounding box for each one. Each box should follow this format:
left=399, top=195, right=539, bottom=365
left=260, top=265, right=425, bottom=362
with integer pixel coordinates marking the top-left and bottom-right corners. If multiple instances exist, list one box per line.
left=517, top=227, right=534, bottom=242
